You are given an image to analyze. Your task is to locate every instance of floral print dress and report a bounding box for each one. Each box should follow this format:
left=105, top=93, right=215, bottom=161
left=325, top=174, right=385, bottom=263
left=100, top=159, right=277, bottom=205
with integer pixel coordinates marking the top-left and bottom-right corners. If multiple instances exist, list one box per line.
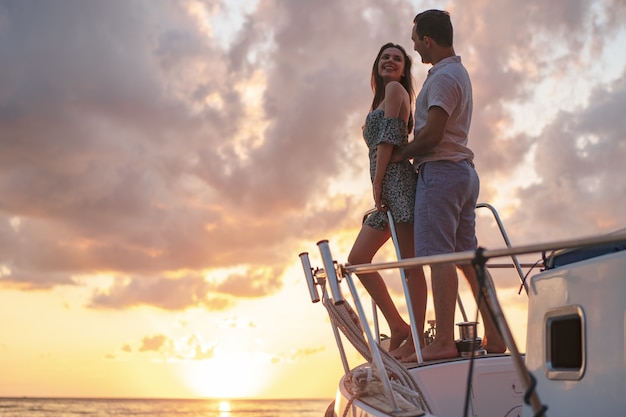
left=363, top=109, right=417, bottom=230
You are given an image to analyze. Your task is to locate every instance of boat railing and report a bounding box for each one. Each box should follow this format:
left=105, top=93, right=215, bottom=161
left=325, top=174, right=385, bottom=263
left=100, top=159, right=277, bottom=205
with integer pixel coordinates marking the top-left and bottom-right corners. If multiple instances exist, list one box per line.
left=300, top=205, right=626, bottom=416
left=362, top=202, right=532, bottom=357
left=476, top=202, right=529, bottom=293
left=301, top=202, right=529, bottom=413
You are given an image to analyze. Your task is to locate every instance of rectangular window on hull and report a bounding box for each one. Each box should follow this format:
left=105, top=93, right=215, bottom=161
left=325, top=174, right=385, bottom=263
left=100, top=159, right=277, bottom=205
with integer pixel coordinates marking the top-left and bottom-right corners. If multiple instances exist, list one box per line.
left=550, top=317, right=582, bottom=368
left=545, top=305, right=586, bottom=380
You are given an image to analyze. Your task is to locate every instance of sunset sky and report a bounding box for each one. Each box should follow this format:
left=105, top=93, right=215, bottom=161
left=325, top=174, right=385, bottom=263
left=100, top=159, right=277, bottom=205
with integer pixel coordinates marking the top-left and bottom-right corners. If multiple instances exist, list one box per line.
left=1, top=0, right=625, bottom=400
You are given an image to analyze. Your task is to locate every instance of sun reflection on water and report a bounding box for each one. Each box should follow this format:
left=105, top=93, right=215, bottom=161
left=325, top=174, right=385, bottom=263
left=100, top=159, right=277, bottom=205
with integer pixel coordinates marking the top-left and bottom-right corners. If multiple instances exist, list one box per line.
left=218, top=400, right=231, bottom=416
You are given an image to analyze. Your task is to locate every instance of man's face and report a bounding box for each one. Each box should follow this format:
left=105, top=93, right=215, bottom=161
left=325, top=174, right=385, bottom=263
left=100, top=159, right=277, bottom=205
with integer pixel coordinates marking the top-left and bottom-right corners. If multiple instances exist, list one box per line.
left=411, top=23, right=429, bottom=64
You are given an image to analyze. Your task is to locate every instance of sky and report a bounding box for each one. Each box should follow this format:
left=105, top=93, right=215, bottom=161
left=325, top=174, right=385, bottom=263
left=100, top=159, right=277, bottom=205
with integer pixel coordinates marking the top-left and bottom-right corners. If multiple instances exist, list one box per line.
left=0, top=0, right=625, bottom=401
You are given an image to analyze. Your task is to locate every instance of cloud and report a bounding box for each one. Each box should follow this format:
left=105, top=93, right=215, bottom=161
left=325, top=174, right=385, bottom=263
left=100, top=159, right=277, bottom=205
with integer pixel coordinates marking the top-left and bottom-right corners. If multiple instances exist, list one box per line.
left=289, top=346, right=325, bottom=360
left=87, top=266, right=284, bottom=310
left=0, top=0, right=392, bottom=302
left=88, top=273, right=226, bottom=311
left=139, top=334, right=169, bottom=352
left=445, top=0, right=626, bottom=254
left=1, top=0, right=625, bottom=306
left=508, top=73, right=626, bottom=241
left=135, top=332, right=215, bottom=360
left=270, top=346, right=326, bottom=364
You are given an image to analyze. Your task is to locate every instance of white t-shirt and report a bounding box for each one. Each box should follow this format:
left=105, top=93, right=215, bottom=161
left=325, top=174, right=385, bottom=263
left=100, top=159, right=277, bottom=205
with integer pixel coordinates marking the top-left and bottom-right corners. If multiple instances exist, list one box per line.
left=413, top=55, right=474, bottom=168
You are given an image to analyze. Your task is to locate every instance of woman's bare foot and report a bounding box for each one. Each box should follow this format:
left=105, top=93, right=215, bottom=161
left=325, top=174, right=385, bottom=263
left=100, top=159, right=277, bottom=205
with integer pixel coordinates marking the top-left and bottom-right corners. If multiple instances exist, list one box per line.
left=389, top=336, right=415, bottom=359
left=402, top=339, right=459, bottom=363
left=387, top=325, right=411, bottom=352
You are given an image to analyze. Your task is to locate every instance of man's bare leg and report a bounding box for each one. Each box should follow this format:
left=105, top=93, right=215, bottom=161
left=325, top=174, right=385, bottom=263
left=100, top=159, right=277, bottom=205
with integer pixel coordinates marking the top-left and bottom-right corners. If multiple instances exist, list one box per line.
left=402, top=263, right=459, bottom=362
left=459, top=264, right=506, bottom=353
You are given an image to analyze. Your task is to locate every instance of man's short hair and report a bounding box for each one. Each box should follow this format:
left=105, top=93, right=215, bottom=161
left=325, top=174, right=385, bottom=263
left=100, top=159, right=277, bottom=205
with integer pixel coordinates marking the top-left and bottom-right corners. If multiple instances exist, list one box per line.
left=414, top=9, right=453, bottom=47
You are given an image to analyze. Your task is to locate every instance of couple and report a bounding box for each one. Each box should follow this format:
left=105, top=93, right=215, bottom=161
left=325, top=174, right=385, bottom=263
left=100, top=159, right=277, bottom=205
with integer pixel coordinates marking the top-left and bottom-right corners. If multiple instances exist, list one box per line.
left=348, top=9, right=506, bottom=362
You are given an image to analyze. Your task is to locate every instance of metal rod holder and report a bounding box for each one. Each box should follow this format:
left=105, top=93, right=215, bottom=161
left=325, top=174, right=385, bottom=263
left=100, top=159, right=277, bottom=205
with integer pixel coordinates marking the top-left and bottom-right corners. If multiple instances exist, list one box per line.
left=317, top=240, right=344, bottom=305
left=299, top=252, right=320, bottom=303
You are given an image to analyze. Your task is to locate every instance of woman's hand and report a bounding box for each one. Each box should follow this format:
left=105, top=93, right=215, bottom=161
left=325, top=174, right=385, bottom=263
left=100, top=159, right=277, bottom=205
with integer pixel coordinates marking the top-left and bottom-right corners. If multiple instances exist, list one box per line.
left=373, top=181, right=386, bottom=211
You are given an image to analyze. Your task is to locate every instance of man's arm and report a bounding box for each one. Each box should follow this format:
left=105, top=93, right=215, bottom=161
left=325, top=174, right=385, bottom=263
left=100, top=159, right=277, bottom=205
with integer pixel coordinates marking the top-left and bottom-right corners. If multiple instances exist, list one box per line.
left=396, top=105, right=449, bottom=161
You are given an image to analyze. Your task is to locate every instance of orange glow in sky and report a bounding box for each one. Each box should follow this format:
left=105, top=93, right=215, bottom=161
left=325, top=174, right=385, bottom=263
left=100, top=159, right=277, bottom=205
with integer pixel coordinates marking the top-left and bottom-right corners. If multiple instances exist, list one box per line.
left=1, top=0, right=625, bottom=401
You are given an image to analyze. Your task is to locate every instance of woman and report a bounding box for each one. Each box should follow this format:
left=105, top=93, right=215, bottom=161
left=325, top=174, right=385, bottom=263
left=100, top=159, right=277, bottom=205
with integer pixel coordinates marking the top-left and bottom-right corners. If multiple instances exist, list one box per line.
left=348, top=43, right=427, bottom=357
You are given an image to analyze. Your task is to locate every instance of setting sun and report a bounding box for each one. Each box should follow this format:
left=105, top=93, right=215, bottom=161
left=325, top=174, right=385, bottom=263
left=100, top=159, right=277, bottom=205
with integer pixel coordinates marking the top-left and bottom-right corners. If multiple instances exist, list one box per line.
left=182, top=354, right=270, bottom=398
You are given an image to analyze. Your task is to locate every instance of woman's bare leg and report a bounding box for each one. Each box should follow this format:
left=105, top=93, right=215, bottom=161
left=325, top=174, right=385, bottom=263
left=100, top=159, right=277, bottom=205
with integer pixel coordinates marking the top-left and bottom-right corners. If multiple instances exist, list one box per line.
left=349, top=224, right=410, bottom=351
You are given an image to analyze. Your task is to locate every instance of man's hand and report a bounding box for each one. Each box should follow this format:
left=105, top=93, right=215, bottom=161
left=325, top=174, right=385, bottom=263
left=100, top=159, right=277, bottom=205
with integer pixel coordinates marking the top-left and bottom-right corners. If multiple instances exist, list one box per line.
left=390, top=143, right=407, bottom=163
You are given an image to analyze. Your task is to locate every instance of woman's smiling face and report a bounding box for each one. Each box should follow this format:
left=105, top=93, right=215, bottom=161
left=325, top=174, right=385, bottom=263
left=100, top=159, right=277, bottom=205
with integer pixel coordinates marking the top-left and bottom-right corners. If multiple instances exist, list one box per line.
left=377, top=47, right=405, bottom=82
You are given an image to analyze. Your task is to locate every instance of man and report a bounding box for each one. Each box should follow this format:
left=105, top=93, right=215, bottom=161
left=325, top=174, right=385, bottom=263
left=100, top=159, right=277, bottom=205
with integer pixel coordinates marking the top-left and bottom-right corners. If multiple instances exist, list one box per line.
left=394, top=9, right=506, bottom=361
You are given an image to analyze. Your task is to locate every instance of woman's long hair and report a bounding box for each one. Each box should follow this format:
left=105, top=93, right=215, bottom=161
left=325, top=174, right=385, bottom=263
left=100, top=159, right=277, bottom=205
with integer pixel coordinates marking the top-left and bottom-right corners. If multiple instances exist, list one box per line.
left=370, top=43, right=414, bottom=132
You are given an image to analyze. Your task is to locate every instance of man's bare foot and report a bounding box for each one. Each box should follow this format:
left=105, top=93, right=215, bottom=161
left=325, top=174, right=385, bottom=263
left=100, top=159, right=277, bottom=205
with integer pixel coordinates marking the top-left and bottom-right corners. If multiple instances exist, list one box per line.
left=387, top=325, right=411, bottom=352
left=402, top=340, right=459, bottom=363
left=482, top=342, right=506, bottom=354
left=482, top=335, right=506, bottom=354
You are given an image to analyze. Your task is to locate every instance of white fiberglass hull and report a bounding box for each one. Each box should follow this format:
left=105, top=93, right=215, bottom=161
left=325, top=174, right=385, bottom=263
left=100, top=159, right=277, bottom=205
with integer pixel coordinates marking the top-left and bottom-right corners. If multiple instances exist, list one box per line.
left=332, top=354, right=522, bottom=417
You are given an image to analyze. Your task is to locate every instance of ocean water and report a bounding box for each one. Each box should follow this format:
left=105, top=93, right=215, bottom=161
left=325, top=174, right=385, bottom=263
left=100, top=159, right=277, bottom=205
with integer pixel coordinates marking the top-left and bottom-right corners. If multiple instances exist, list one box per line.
left=0, top=397, right=333, bottom=417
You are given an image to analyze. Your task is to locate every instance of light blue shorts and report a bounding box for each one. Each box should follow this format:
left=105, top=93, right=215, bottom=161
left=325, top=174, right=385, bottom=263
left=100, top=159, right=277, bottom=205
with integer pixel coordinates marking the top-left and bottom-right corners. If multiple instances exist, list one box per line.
left=414, top=159, right=479, bottom=256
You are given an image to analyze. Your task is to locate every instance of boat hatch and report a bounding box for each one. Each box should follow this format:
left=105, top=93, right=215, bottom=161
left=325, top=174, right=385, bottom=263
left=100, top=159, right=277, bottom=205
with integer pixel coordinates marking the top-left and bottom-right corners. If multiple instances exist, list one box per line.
left=545, top=241, right=626, bottom=269
left=544, top=305, right=586, bottom=380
